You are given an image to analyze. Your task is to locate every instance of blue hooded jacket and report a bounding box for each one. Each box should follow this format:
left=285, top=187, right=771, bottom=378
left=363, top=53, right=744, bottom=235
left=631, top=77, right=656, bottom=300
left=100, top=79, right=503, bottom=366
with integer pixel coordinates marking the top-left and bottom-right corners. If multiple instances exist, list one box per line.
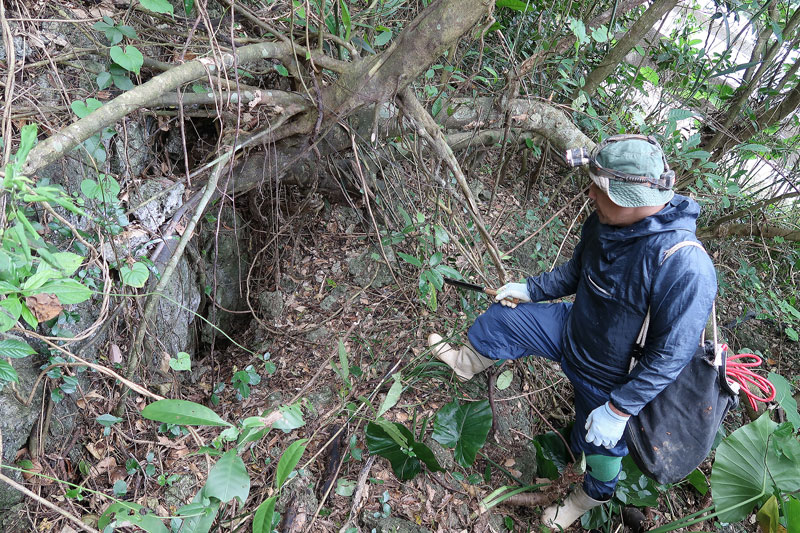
left=524, top=194, right=717, bottom=416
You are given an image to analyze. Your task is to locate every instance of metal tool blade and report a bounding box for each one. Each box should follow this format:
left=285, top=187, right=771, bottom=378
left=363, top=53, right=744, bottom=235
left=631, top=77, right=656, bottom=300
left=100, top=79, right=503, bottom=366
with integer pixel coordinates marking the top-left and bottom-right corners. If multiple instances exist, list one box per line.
left=443, top=277, right=486, bottom=292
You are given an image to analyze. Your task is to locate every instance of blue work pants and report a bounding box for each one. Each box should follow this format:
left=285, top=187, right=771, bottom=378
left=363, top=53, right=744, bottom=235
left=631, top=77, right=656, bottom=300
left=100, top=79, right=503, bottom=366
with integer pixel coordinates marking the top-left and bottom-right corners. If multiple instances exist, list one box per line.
left=468, top=302, right=625, bottom=500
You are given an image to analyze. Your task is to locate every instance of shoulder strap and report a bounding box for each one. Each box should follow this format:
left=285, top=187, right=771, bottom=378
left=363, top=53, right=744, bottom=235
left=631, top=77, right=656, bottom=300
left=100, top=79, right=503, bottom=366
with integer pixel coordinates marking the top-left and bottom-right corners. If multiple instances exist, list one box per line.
left=634, top=241, right=707, bottom=349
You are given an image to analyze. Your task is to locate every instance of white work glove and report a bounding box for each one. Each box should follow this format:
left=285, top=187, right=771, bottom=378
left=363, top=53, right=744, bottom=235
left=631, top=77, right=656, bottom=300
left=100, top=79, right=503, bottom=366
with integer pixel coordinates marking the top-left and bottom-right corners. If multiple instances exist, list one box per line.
left=494, top=282, right=531, bottom=308
left=585, top=402, right=629, bottom=449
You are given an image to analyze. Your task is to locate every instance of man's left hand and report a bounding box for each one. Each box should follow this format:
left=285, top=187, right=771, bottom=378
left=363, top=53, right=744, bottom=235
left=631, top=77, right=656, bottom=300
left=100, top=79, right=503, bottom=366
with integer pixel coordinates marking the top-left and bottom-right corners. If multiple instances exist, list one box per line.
left=585, top=402, right=630, bottom=448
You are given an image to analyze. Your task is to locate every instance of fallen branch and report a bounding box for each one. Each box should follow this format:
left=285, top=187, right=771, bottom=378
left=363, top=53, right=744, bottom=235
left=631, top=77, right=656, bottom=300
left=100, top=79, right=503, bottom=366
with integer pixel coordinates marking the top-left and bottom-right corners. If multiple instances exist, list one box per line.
left=698, top=222, right=800, bottom=241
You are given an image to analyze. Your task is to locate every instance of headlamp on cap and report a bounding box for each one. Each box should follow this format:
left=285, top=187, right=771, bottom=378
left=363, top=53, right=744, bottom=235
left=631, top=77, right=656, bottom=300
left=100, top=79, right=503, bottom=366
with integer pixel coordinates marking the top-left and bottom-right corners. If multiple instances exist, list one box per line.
left=564, top=134, right=675, bottom=191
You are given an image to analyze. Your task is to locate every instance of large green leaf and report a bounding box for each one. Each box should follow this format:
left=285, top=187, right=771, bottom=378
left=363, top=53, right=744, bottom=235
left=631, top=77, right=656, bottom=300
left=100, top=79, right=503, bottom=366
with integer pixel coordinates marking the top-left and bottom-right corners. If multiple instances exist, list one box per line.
left=275, top=438, right=308, bottom=489
left=0, top=339, right=36, bottom=359
left=768, top=372, right=800, bottom=430
left=365, top=421, right=442, bottom=481
left=141, top=399, right=231, bottom=426
left=204, top=450, right=250, bottom=504
left=35, top=279, right=92, bottom=304
left=180, top=491, right=220, bottom=533
left=711, top=412, right=800, bottom=523
left=0, top=361, right=19, bottom=383
left=0, top=298, right=22, bottom=332
left=252, top=495, right=277, bottom=533
left=431, top=400, right=492, bottom=467
left=785, top=496, right=800, bottom=531
left=532, top=430, right=570, bottom=480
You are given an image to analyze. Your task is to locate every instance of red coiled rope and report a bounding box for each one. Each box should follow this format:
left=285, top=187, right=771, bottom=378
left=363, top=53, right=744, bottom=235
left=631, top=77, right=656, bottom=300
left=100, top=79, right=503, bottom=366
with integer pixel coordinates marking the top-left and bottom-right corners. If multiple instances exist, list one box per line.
left=723, top=344, right=777, bottom=411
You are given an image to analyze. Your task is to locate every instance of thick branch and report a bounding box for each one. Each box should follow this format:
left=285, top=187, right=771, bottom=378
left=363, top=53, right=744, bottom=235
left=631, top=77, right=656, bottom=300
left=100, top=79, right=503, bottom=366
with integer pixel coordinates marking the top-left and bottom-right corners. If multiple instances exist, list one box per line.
left=22, top=41, right=292, bottom=175
left=698, top=222, right=800, bottom=241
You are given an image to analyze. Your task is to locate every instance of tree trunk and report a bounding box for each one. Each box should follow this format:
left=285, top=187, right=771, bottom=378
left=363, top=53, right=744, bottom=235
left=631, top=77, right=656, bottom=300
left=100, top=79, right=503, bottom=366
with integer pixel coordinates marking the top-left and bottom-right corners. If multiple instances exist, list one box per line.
left=578, top=0, right=679, bottom=99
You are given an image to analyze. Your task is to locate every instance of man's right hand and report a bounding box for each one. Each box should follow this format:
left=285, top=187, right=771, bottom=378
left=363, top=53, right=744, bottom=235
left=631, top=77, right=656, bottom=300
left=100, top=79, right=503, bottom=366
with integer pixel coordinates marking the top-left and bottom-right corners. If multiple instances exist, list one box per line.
left=494, top=282, right=531, bottom=308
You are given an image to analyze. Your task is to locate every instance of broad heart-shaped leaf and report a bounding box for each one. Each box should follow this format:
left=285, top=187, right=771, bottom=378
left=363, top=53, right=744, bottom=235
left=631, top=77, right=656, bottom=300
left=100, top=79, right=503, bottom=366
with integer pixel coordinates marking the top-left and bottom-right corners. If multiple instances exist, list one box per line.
left=252, top=495, right=277, bottom=533
left=533, top=430, right=570, bottom=480
left=365, top=422, right=442, bottom=481
left=204, top=450, right=250, bottom=504
left=0, top=339, right=36, bottom=359
left=768, top=372, right=800, bottom=430
left=711, top=412, right=800, bottom=523
left=432, top=400, right=492, bottom=467
left=141, top=399, right=231, bottom=427
left=110, top=45, right=144, bottom=74
left=275, top=438, right=308, bottom=489
left=120, top=262, right=149, bottom=288
left=98, top=502, right=168, bottom=533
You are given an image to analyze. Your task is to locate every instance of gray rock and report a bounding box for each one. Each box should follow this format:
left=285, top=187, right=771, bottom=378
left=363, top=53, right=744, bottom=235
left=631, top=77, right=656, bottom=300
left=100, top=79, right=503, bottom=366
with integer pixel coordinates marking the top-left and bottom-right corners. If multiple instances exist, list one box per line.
left=0, top=502, right=34, bottom=533
left=305, top=326, right=330, bottom=343
left=331, top=206, right=364, bottom=234
left=130, top=179, right=185, bottom=233
left=347, top=247, right=395, bottom=288
left=200, top=207, right=250, bottom=343
left=319, top=285, right=347, bottom=312
left=515, top=441, right=540, bottom=483
left=306, top=386, right=335, bottom=419
left=149, top=255, right=201, bottom=366
left=164, top=474, right=200, bottom=508
left=361, top=515, right=432, bottom=533
left=0, top=337, right=45, bottom=510
left=0, top=27, right=34, bottom=62
left=259, top=291, right=285, bottom=319
left=112, top=119, right=151, bottom=179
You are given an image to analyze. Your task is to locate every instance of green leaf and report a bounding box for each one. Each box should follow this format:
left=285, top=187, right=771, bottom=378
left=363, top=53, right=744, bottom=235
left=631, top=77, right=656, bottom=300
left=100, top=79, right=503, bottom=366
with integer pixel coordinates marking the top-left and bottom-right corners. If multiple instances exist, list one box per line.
left=49, top=252, right=84, bottom=276
left=668, top=108, right=695, bottom=121
left=110, top=45, right=144, bottom=74
left=35, top=279, right=92, bottom=304
left=169, top=351, right=191, bottom=371
left=616, top=455, right=659, bottom=507
left=70, top=98, right=102, bottom=119
left=374, top=31, right=392, bottom=47
left=397, top=252, right=422, bottom=267
left=786, top=326, right=799, bottom=341
left=710, top=412, right=800, bottom=523
left=768, top=372, right=800, bottom=430
left=432, top=400, right=492, bottom=467
left=274, top=64, right=289, bottom=77
left=0, top=339, right=36, bottom=359
left=120, top=262, right=150, bottom=288
left=340, top=0, right=351, bottom=40
left=252, top=495, right=277, bottom=533
left=365, top=421, right=442, bottom=481
left=0, top=298, right=23, bottom=332
left=275, top=438, right=308, bottom=489
left=184, top=0, right=194, bottom=15
left=97, top=414, right=124, bottom=427
left=756, top=495, right=780, bottom=533
left=15, top=124, right=37, bottom=166
left=273, top=403, right=305, bottom=432
left=786, top=496, right=800, bottom=531
left=99, top=502, right=168, bottom=533
left=495, top=0, right=534, bottom=11
left=591, top=25, right=611, bottom=43
left=180, top=492, right=220, bottom=533
left=0, top=360, right=19, bottom=383
left=377, top=375, right=403, bottom=418
left=532, top=431, right=569, bottom=480
left=335, top=479, right=357, bottom=497
left=204, top=450, right=250, bottom=504
left=336, top=338, right=350, bottom=383
left=495, top=369, right=513, bottom=390
left=639, top=66, right=659, bottom=85
left=686, top=468, right=709, bottom=495
left=141, top=399, right=231, bottom=426
left=140, top=0, right=174, bottom=15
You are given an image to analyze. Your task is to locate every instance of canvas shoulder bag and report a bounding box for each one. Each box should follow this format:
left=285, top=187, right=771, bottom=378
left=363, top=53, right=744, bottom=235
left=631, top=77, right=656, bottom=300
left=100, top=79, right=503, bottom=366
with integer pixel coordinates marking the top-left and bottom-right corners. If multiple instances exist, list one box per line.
left=624, top=241, right=739, bottom=485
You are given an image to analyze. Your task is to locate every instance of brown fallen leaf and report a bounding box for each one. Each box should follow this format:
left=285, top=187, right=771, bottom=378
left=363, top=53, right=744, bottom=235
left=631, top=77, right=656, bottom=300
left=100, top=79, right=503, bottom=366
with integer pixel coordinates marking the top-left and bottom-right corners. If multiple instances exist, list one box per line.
left=25, top=293, right=62, bottom=321
left=109, top=344, right=124, bottom=365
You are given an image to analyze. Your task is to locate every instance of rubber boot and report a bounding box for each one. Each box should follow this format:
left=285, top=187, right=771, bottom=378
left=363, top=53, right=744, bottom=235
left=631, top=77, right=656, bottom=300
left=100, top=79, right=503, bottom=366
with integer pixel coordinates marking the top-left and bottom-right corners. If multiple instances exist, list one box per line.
left=427, top=334, right=495, bottom=381
left=541, top=485, right=606, bottom=530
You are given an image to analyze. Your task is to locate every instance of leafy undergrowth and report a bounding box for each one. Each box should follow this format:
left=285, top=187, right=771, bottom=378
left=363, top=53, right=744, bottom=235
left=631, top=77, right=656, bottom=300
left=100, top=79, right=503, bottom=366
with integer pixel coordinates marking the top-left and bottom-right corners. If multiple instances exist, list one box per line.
left=10, top=155, right=795, bottom=533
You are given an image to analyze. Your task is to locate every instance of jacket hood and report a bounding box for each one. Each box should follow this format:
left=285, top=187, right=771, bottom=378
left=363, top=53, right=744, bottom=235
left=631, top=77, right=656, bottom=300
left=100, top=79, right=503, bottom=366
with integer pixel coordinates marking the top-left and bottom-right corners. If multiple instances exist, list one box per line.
left=596, top=194, right=700, bottom=241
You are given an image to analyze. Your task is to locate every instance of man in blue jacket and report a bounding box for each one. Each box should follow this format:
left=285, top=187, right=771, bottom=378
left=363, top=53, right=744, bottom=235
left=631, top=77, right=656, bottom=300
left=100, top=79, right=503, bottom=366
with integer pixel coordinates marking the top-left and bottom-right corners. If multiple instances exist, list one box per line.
left=428, top=135, right=717, bottom=529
